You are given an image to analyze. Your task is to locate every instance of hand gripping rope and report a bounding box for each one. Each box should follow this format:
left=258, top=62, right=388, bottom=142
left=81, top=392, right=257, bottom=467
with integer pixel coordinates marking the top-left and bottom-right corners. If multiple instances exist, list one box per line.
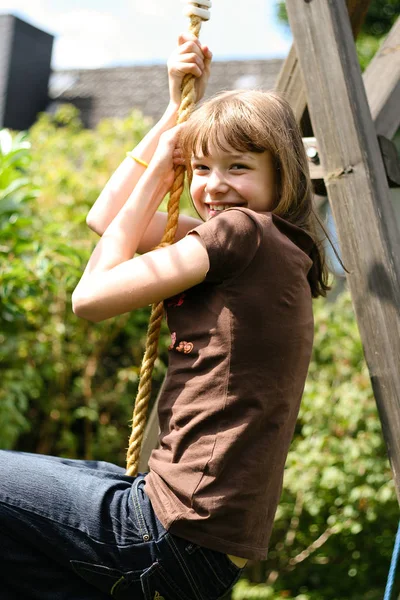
left=125, top=1, right=212, bottom=477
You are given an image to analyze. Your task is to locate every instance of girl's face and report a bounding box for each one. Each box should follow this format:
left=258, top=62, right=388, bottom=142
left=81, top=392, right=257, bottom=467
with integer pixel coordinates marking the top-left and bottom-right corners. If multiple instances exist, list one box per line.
left=190, top=141, right=277, bottom=221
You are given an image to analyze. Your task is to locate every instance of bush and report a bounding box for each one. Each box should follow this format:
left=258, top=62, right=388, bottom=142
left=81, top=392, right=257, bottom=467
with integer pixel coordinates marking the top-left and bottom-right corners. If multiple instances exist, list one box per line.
left=0, top=128, right=42, bottom=446
left=1, top=106, right=195, bottom=462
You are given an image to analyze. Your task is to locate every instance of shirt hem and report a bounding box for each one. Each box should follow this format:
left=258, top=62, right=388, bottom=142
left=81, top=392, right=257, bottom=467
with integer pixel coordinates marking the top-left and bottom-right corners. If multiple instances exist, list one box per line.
left=168, top=520, right=269, bottom=561
left=144, top=471, right=270, bottom=561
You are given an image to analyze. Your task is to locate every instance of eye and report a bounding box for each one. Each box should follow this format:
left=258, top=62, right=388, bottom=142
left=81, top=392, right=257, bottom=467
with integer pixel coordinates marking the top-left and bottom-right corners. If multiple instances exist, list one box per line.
left=192, top=164, right=209, bottom=172
left=231, top=163, right=249, bottom=171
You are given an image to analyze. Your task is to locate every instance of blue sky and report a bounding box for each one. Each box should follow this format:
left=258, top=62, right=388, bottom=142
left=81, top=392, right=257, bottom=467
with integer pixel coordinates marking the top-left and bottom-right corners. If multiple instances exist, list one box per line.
left=0, top=0, right=292, bottom=69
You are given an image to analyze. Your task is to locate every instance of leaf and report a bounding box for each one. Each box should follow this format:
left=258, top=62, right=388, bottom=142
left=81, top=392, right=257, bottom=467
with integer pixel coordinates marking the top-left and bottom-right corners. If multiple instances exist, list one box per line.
left=0, top=129, right=13, bottom=155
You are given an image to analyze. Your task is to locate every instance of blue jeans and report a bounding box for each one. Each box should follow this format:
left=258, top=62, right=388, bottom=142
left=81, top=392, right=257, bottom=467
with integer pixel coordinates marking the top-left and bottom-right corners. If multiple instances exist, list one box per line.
left=0, top=451, right=244, bottom=599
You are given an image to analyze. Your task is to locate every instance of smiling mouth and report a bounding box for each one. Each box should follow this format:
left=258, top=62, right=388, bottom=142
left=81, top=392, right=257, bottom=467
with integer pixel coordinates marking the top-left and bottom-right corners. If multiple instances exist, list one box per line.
left=204, top=203, right=247, bottom=221
left=206, top=203, right=246, bottom=213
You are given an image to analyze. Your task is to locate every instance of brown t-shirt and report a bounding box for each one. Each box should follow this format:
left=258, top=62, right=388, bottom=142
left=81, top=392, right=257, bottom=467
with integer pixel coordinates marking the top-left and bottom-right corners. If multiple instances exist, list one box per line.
left=144, top=207, right=314, bottom=560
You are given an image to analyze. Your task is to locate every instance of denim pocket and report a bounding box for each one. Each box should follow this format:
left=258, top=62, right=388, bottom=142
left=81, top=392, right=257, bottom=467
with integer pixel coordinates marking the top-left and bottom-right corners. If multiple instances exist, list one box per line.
left=141, top=560, right=193, bottom=600
left=70, top=560, right=144, bottom=598
left=183, top=541, right=244, bottom=599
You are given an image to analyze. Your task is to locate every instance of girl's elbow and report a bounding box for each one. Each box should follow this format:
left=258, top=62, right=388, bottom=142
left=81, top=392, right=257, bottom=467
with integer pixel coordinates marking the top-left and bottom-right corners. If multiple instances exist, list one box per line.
left=71, top=291, right=100, bottom=323
left=86, top=216, right=103, bottom=237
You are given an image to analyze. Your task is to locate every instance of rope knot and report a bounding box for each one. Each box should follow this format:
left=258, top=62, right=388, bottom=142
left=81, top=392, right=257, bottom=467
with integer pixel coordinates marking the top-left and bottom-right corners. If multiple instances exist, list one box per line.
left=183, top=0, right=212, bottom=21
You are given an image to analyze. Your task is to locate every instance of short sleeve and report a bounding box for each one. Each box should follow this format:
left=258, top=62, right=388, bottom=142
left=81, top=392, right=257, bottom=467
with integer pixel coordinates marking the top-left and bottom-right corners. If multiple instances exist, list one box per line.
left=187, top=208, right=261, bottom=283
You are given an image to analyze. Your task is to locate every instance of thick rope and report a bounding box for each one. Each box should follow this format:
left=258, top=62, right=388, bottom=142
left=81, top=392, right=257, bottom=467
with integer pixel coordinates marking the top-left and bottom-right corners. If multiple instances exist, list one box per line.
left=126, top=15, right=203, bottom=476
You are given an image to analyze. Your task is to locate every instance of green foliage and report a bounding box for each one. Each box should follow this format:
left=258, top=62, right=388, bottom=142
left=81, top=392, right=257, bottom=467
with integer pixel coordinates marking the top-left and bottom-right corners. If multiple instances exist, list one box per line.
left=0, top=105, right=194, bottom=462
left=276, top=0, right=399, bottom=70
left=0, top=129, right=42, bottom=446
left=362, top=0, right=399, bottom=36
left=233, top=293, right=398, bottom=600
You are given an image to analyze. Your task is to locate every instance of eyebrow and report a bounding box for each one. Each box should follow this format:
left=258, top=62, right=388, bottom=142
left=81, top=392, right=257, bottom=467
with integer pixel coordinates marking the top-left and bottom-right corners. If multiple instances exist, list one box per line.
left=191, top=153, right=254, bottom=161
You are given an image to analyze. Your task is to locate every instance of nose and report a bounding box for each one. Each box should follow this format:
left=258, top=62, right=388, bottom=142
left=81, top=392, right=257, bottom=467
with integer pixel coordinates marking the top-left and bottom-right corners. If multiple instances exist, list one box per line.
left=205, top=169, right=229, bottom=196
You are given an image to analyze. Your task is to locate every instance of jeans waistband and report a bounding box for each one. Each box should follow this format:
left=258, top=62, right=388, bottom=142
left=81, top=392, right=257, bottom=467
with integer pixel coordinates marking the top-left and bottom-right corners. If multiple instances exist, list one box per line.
left=130, top=473, right=244, bottom=600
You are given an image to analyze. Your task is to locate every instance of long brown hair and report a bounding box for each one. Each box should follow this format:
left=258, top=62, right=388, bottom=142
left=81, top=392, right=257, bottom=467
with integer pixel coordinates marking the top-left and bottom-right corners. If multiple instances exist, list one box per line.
left=180, top=90, right=331, bottom=298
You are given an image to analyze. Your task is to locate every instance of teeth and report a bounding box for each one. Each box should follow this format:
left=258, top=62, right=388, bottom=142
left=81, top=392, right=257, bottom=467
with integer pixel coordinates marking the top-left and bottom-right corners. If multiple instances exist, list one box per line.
left=210, top=205, right=233, bottom=211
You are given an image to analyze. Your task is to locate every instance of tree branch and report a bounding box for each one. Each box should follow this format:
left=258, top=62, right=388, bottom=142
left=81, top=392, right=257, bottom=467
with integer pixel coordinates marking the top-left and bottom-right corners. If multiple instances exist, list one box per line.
left=287, top=519, right=352, bottom=569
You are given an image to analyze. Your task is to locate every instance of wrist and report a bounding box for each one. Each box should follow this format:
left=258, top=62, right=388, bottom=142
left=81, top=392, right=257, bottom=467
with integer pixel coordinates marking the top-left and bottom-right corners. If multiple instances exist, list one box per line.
left=146, top=161, right=168, bottom=183
left=131, top=167, right=169, bottom=211
left=147, top=164, right=174, bottom=197
left=162, top=102, right=180, bottom=125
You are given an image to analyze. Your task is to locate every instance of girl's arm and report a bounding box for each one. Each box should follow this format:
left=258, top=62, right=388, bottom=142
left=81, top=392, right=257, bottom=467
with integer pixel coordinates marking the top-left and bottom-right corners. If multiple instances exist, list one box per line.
left=85, top=103, right=178, bottom=237
left=72, top=126, right=210, bottom=323
left=86, top=33, right=212, bottom=251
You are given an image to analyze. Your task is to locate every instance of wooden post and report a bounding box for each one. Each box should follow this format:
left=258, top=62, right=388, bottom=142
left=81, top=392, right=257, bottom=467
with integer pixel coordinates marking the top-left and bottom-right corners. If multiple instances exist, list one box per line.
left=275, top=0, right=372, bottom=121
left=306, top=16, right=400, bottom=182
left=138, top=379, right=167, bottom=472
left=285, top=0, right=400, bottom=502
left=363, top=17, right=400, bottom=139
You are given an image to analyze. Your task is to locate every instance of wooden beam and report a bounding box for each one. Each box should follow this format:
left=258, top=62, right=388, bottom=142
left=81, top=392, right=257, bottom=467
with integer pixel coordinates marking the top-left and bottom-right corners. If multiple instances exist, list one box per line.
left=306, top=135, right=400, bottom=188
left=138, top=390, right=161, bottom=472
left=275, top=0, right=372, bottom=121
left=363, top=17, right=400, bottom=139
left=275, top=45, right=308, bottom=123
left=378, top=136, right=400, bottom=188
left=305, top=18, right=400, bottom=183
left=305, top=17, right=400, bottom=183
left=285, top=0, right=400, bottom=503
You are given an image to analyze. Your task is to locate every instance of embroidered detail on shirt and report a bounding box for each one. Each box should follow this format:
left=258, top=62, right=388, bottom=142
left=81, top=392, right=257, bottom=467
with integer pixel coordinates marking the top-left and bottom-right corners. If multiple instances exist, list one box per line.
left=168, top=332, right=177, bottom=350
left=166, top=292, right=186, bottom=307
left=154, top=592, right=165, bottom=600
left=176, top=341, right=194, bottom=354
left=168, top=333, right=194, bottom=354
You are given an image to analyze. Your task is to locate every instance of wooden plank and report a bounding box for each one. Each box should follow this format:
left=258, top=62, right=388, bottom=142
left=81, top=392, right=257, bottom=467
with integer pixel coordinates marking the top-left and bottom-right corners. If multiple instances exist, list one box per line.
left=138, top=380, right=166, bottom=472
left=275, top=44, right=308, bottom=123
left=306, top=134, right=400, bottom=186
left=285, top=0, right=400, bottom=502
left=275, top=0, right=372, bottom=121
left=363, top=17, right=400, bottom=139
left=306, top=18, right=400, bottom=182
left=378, top=136, right=400, bottom=188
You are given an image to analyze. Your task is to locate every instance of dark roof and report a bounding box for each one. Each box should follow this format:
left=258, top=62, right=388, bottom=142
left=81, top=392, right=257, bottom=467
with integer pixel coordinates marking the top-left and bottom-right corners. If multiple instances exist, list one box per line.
left=50, top=59, right=284, bottom=128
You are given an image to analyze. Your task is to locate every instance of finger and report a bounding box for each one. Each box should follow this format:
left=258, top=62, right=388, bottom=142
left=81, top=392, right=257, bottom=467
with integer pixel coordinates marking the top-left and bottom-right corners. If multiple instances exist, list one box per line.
left=178, top=52, right=205, bottom=69
left=201, top=45, right=213, bottom=61
left=167, top=126, right=185, bottom=150
left=178, top=32, right=202, bottom=47
left=171, top=63, right=203, bottom=79
left=203, top=58, right=212, bottom=76
left=178, top=41, right=204, bottom=60
left=167, top=123, right=185, bottom=138
left=172, top=147, right=186, bottom=160
left=174, top=123, right=186, bottom=135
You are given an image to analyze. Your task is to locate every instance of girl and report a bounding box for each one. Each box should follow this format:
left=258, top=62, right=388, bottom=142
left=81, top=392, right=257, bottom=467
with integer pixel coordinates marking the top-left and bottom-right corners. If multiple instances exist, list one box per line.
left=0, top=34, right=329, bottom=600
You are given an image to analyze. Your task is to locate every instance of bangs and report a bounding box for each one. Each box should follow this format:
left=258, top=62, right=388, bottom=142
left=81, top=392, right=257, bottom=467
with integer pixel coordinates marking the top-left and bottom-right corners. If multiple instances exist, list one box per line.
left=180, top=93, right=269, bottom=161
